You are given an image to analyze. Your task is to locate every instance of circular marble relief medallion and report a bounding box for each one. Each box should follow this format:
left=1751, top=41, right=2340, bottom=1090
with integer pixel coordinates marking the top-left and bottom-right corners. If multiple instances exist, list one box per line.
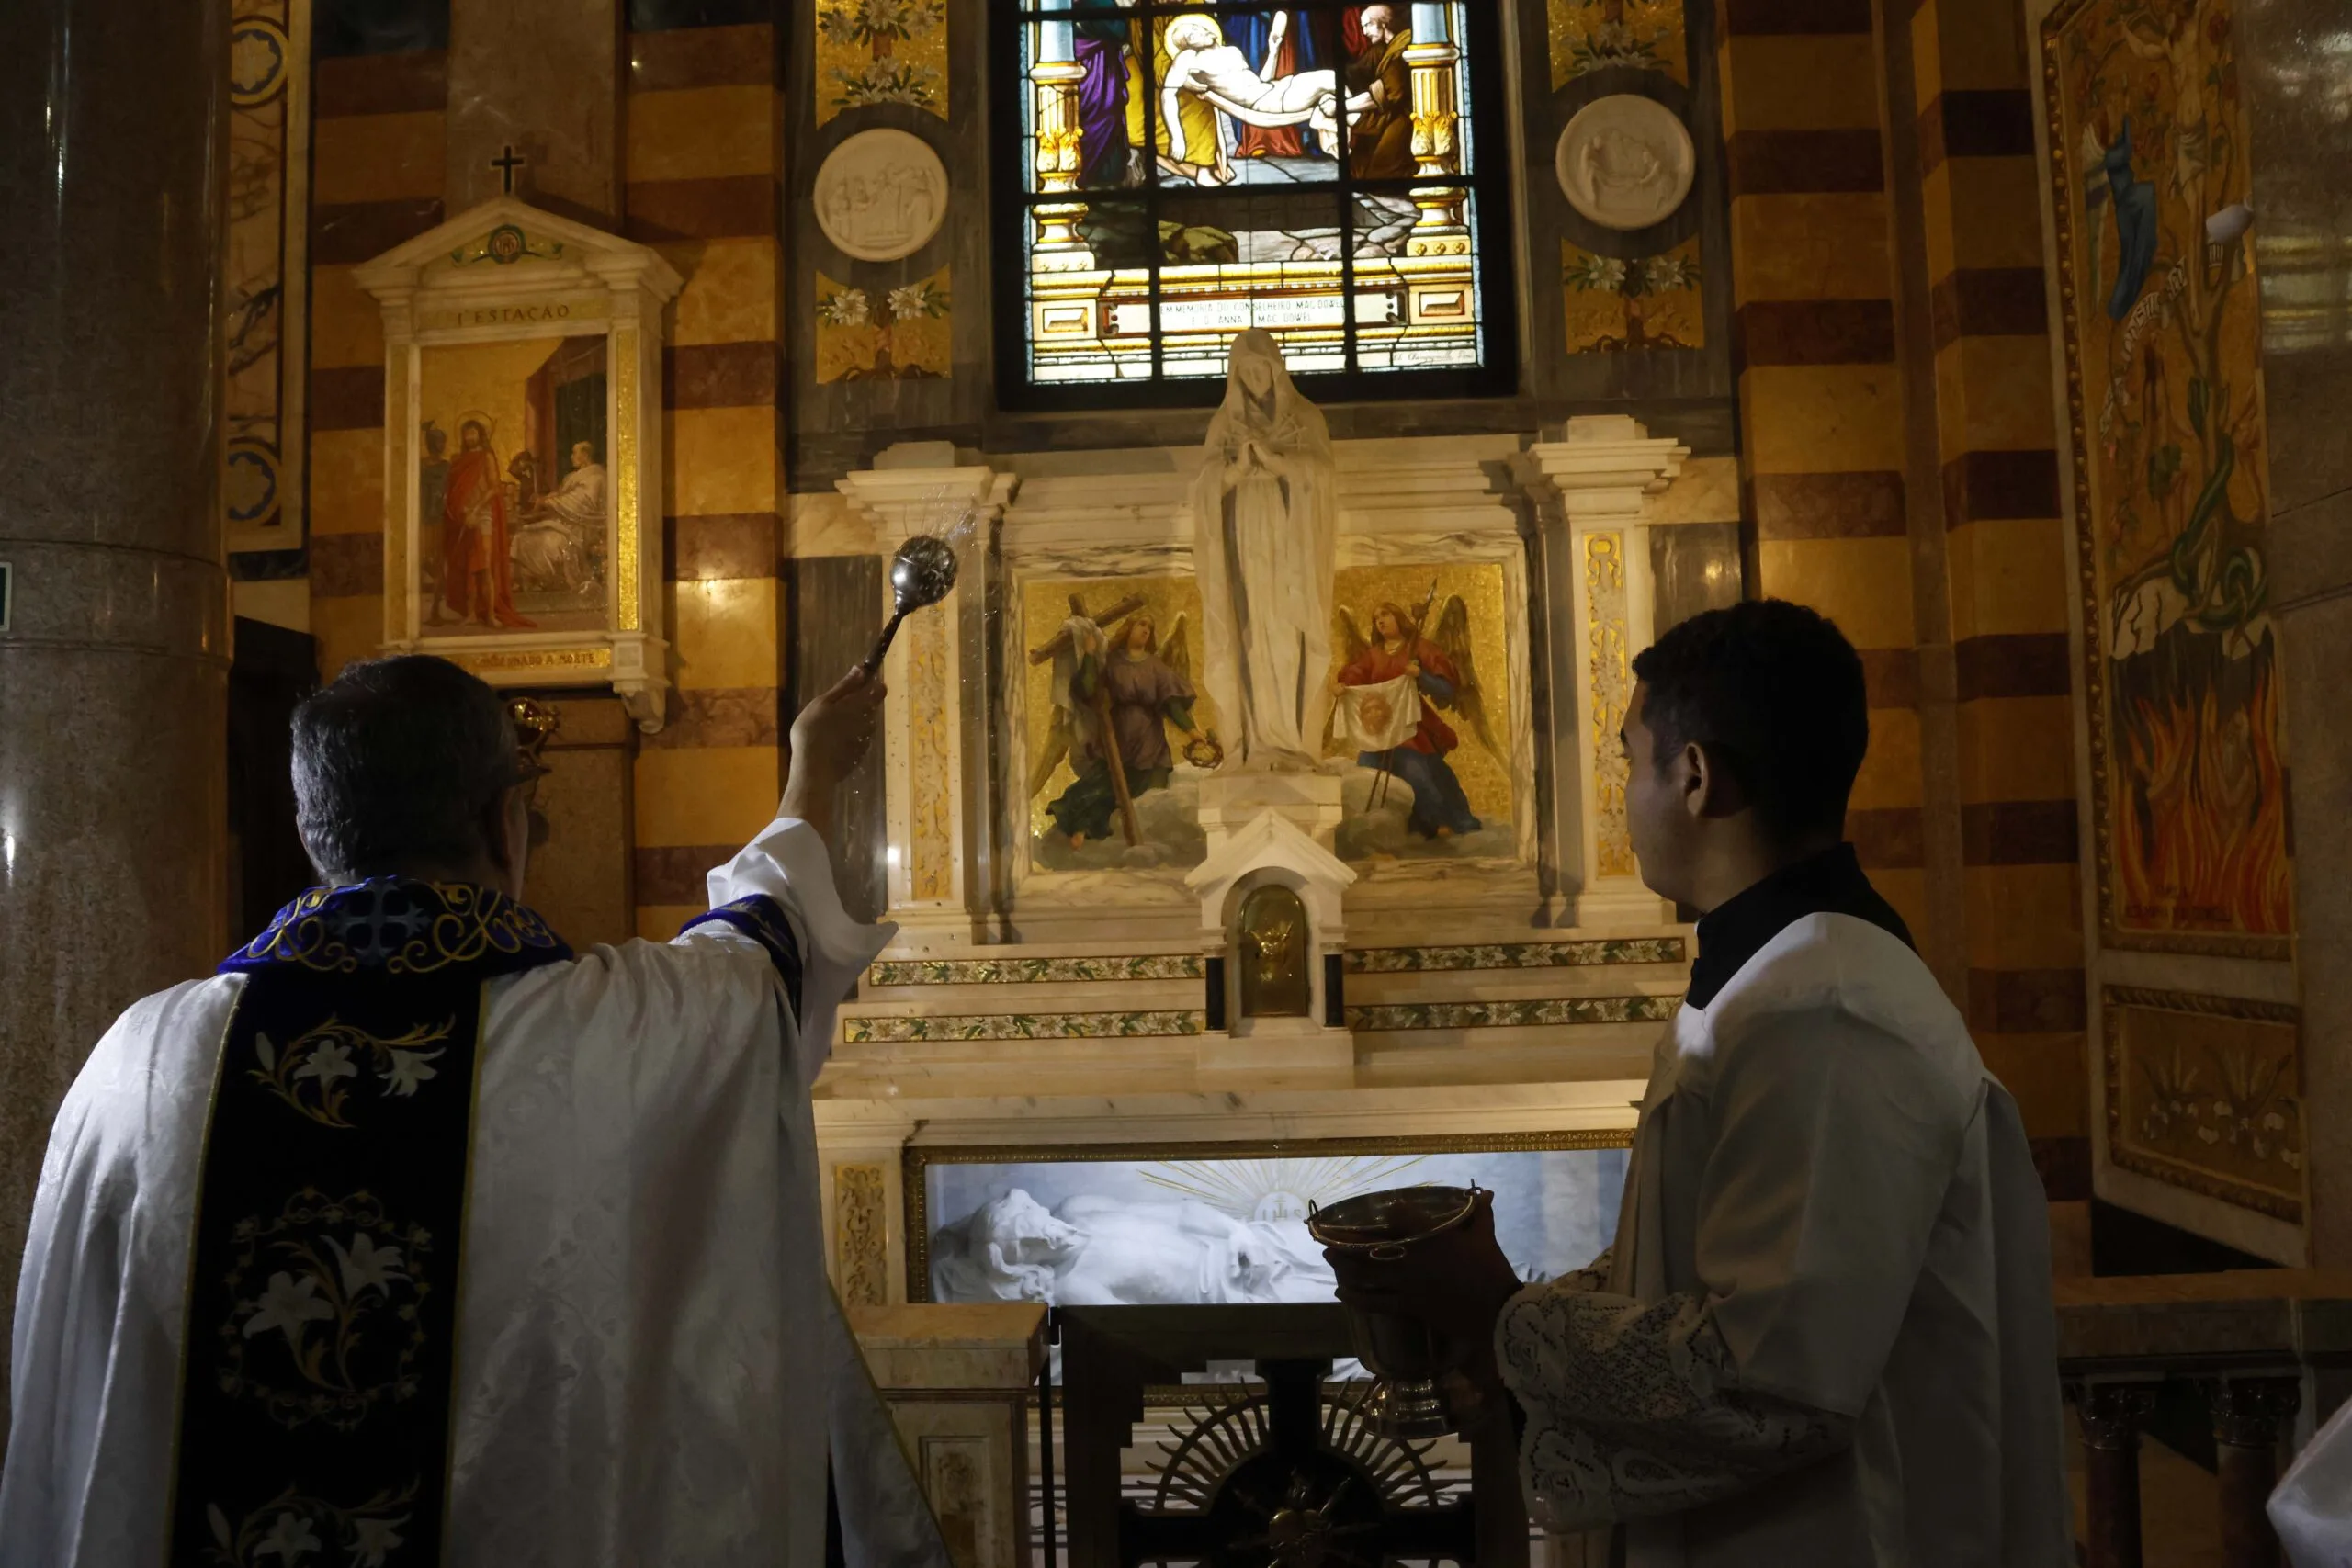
left=1555, top=95, right=1695, bottom=231
left=813, top=130, right=950, bottom=263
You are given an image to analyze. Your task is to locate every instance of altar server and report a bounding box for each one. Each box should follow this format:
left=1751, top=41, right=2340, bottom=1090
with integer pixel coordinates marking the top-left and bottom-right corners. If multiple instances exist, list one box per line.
left=1328, top=600, right=2071, bottom=1567
left=1, top=655, right=944, bottom=1568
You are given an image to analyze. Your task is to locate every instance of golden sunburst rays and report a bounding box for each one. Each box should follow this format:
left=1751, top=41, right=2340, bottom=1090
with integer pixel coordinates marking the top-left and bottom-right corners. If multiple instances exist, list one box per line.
left=1138, top=1156, right=1432, bottom=1220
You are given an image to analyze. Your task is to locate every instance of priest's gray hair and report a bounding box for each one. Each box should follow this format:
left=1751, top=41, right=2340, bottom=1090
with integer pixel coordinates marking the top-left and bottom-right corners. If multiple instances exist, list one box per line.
left=290, top=655, right=524, bottom=883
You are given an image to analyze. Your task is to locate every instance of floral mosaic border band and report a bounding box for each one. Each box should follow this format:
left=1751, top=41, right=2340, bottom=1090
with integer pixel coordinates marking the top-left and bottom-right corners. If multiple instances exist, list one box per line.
left=2101, top=985, right=2304, bottom=1224
left=868, top=954, right=1206, bottom=987
left=1347, top=994, right=1680, bottom=1032
left=1346, top=937, right=1684, bottom=974
left=844, top=1010, right=1206, bottom=1043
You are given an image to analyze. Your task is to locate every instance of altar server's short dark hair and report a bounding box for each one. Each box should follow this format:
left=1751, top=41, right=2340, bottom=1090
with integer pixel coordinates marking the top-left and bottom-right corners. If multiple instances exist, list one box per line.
left=1631, top=599, right=1869, bottom=842
left=291, top=656, right=523, bottom=880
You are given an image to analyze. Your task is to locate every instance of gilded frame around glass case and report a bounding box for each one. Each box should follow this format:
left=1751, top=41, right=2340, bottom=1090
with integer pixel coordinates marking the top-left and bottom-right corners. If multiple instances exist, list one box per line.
left=353, top=197, right=682, bottom=731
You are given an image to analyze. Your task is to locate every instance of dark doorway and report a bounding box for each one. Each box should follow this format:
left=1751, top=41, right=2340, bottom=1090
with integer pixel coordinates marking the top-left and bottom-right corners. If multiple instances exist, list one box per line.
left=228, top=617, right=319, bottom=939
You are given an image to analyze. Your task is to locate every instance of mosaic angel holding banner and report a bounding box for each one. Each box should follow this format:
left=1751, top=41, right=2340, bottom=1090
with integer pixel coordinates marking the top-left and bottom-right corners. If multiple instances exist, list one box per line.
left=1331, top=593, right=1493, bottom=840
left=1030, top=594, right=1215, bottom=849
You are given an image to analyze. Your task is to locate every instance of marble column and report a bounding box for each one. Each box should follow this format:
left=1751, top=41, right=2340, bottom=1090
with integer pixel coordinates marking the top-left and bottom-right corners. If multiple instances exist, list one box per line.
left=2235, top=5, right=2352, bottom=1265
left=0, top=0, right=232, bottom=1414
left=837, top=451, right=1015, bottom=947
left=1521, top=416, right=1690, bottom=929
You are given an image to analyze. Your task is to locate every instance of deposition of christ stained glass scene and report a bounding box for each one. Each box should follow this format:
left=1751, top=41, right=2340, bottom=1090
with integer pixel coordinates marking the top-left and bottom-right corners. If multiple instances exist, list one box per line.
left=999, top=0, right=1510, bottom=398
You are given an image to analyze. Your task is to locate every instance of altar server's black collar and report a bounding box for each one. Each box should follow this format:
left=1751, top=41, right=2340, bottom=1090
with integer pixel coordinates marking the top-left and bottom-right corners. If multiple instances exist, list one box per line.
left=1686, top=842, right=1913, bottom=1010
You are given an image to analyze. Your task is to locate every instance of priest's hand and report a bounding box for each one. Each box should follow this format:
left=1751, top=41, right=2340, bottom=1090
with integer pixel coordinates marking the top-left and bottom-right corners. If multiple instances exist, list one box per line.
left=782, top=665, right=888, bottom=839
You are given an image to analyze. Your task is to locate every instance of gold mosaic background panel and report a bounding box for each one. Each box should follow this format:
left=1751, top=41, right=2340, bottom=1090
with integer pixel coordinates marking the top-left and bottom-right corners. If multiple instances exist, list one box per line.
left=1328, top=561, right=1513, bottom=826
left=1549, top=0, right=1687, bottom=90
left=2104, top=987, right=2303, bottom=1223
left=815, top=0, right=948, bottom=123
left=816, top=268, right=953, bottom=383
left=1563, top=237, right=1703, bottom=355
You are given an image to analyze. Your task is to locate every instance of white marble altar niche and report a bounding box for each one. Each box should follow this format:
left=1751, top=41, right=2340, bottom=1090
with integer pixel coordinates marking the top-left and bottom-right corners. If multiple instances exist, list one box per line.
left=804, top=417, right=1729, bottom=1116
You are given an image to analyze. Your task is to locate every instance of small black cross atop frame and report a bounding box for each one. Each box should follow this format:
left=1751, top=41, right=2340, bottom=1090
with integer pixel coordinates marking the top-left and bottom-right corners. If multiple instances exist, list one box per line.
left=490, top=144, right=526, bottom=195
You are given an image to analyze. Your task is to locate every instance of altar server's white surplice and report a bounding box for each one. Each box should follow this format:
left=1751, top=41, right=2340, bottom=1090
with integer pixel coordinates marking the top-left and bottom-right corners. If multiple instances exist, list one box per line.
left=1, top=817, right=944, bottom=1568
left=1498, top=912, right=2073, bottom=1568
left=2272, top=1394, right=2352, bottom=1566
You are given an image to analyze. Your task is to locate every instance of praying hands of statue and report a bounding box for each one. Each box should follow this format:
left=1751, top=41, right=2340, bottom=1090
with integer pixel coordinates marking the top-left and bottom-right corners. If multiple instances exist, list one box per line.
left=1324, top=1190, right=1524, bottom=1423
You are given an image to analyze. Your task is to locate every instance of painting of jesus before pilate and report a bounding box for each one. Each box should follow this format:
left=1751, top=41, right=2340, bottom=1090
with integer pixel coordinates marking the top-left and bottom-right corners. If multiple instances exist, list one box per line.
left=416, top=333, right=612, bottom=637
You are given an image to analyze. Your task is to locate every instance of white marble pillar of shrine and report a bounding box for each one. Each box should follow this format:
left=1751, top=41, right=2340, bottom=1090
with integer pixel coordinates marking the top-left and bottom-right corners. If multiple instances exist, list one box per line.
left=1522, top=415, right=1691, bottom=928
left=0, top=0, right=232, bottom=1416
left=837, top=452, right=1015, bottom=947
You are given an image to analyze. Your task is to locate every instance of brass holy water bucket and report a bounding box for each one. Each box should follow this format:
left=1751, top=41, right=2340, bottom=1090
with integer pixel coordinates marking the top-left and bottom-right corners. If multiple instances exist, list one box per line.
left=1307, top=1183, right=1482, bottom=1439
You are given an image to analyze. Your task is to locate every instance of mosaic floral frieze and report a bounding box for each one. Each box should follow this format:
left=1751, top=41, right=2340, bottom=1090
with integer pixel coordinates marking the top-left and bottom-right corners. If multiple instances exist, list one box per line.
left=1563, top=238, right=1703, bottom=355
left=843, top=1010, right=1206, bottom=1043
left=1548, top=0, right=1688, bottom=90
left=1347, top=937, right=1683, bottom=974
left=869, top=954, right=1206, bottom=987
left=1347, top=995, right=1680, bottom=1032
left=816, top=268, right=953, bottom=383
left=815, top=0, right=948, bottom=122
left=2103, top=986, right=2304, bottom=1223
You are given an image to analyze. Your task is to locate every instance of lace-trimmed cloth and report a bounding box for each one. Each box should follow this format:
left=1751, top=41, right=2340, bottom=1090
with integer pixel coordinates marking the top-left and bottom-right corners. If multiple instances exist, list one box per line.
left=1496, top=1274, right=1848, bottom=1531
left=172, top=881, right=572, bottom=1567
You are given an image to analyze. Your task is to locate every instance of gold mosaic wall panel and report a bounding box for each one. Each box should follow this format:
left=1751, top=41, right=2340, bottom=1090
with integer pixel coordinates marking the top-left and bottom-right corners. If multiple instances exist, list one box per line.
left=1548, top=0, right=1687, bottom=90
left=2103, top=987, right=2303, bottom=1223
left=1562, top=237, right=1703, bottom=355
left=815, top=0, right=949, bottom=123
left=817, top=267, right=953, bottom=383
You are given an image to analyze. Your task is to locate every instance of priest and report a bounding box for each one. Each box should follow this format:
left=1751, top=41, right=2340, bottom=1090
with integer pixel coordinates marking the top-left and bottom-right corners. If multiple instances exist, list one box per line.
left=1325, top=600, right=2071, bottom=1567
left=0, top=655, right=946, bottom=1568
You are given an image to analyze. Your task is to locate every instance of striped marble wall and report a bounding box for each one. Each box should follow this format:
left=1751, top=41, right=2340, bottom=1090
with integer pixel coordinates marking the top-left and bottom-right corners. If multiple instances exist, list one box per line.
left=1717, top=0, right=2085, bottom=1169
left=305, top=41, right=446, bottom=678
left=1716, top=2, right=1929, bottom=938
left=1907, top=0, right=2086, bottom=1162
left=624, top=19, right=791, bottom=940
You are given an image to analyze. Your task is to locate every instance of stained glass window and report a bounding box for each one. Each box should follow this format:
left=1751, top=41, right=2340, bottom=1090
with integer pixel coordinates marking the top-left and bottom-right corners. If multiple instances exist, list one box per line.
left=992, top=0, right=1515, bottom=405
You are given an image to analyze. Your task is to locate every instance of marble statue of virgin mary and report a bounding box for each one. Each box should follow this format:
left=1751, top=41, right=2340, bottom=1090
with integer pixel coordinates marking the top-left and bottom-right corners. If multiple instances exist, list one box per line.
left=1191, top=329, right=1337, bottom=770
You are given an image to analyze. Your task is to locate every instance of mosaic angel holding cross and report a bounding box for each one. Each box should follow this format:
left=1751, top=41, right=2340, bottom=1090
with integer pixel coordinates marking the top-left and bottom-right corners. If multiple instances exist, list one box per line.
left=1031, top=595, right=1213, bottom=849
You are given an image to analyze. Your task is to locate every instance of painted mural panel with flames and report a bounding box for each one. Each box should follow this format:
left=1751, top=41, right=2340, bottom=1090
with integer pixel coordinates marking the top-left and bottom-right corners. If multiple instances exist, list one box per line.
left=2044, top=0, right=2289, bottom=955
